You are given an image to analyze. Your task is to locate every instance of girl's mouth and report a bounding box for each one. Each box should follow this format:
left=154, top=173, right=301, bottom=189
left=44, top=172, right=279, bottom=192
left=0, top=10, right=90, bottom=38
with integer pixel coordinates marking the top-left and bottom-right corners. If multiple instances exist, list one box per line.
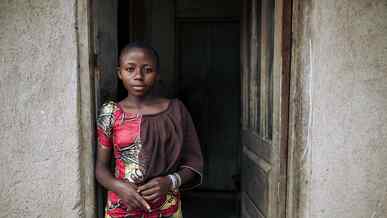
left=132, top=86, right=146, bottom=91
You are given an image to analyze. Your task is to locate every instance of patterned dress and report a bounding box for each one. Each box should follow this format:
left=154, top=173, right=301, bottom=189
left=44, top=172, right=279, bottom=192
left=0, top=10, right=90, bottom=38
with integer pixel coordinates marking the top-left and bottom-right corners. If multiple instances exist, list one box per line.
left=97, top=99, right=203, bottom=218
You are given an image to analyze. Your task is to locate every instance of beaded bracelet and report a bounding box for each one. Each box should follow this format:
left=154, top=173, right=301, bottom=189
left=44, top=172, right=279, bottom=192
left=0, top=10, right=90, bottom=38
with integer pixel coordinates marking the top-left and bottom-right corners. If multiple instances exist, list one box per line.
left=167, top=172, right=183, bottom=191
left=173, top=172, right=182, bottom=187
left=168, top=174, right=178, bottom=190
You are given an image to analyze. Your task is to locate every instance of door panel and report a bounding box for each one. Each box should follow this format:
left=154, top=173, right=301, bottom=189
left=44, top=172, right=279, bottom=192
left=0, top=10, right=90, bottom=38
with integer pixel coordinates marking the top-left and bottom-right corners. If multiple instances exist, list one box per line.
left=93, top=0, right=118, bottom=105
left=242, top=130, right=272, bottom=162
left=242, top=192, right=265, bottom=218
left=241, top=0, right=274, bottom=216
left=259, top=0, right=275, bottom=140
left=92, top=0, right=118, bottom=217
left=177, top=20, right=241, bottom=191
left=242, top=147, right=269, bottom=214
left=241, top=0, right=289, bottom=217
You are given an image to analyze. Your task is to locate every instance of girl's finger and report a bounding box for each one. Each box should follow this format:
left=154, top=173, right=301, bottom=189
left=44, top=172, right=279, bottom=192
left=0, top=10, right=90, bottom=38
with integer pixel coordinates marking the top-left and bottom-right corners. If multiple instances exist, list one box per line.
left=152, top=197, right=161, bottom=203
left=143, top=193, right=159, bottom=201
left=128, top=198, right=141, bottom=209
left=133, top=193, right=151, bottom=211
left=140, top=186, right=159, bottom=196
left=137, top=181, right=156, bottom=193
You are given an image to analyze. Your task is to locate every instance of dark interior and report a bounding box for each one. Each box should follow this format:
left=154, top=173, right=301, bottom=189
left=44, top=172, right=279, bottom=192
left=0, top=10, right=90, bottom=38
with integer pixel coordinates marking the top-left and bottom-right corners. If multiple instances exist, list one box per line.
left=112, top=1, right=242, bottom=217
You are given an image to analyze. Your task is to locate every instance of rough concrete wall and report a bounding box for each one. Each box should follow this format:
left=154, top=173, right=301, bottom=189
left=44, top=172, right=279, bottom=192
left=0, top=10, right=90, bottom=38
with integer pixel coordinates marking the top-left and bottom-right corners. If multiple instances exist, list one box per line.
left=0, top=1, right=82, bottom=217
left=307, top=1, right=387, bottom=217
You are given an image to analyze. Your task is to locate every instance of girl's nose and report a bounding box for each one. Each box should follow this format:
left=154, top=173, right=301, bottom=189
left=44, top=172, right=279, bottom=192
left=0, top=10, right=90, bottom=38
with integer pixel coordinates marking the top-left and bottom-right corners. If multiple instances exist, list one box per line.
left=133, top=68, right=144, bottom=80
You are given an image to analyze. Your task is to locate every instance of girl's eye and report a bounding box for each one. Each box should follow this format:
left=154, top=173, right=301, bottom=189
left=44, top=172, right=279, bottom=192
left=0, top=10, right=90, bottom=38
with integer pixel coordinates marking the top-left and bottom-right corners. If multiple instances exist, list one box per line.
left=144, top=68, right=153, bottom=73
left=127, top=67, right=135, bottom=72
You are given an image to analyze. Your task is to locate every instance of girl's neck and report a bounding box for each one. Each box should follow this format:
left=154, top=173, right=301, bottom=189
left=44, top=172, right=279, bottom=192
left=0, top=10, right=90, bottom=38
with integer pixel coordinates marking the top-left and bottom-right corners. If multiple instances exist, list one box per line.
left=124, top=94, right=154, bottom=108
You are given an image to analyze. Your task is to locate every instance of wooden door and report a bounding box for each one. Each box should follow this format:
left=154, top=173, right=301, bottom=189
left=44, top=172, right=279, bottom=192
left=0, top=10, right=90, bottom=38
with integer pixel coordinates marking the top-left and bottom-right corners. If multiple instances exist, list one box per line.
left=177, top=20, right=241, bottom=191
left=92, top=0, right=118, bottom=217
left=92, top=0, right=118, bottom=105
left=240, top=0, right=290, bottom=217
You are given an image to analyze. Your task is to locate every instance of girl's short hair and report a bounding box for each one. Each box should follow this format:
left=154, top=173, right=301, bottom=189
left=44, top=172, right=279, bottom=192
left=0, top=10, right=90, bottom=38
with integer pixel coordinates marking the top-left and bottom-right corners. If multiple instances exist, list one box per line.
left=120, top=41, right=160, bottom=72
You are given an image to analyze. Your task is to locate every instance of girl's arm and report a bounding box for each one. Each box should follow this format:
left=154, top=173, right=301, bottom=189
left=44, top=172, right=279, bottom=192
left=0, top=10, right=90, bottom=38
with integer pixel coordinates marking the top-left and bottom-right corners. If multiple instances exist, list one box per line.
left=95, top=144, right=150, bottom=211
left=176, top=100, right=204, bottom=190
left=95, top=101, right=150, bottom=211
left=175, top=167, right=195, bottom=186
left=137, top=168, right=195, bottom=202
left=95, top=145, right=126, bottom=195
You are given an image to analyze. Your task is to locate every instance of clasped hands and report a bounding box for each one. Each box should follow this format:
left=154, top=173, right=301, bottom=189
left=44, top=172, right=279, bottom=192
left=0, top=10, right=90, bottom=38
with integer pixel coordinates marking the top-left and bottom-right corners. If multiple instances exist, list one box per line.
left=116, top=176, right=171, bottom=212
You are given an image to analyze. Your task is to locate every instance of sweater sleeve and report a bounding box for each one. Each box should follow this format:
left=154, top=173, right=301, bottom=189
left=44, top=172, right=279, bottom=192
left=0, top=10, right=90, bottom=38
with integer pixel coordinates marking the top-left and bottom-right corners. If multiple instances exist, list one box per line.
left=177, top=100, right=204, bottom=190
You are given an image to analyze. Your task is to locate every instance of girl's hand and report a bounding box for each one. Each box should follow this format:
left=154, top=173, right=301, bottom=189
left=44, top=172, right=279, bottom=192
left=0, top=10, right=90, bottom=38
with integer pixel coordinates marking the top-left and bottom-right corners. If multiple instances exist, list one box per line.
left=116, top=181, right=151, bottom=211
left=137, top=176, right=171, bottom=201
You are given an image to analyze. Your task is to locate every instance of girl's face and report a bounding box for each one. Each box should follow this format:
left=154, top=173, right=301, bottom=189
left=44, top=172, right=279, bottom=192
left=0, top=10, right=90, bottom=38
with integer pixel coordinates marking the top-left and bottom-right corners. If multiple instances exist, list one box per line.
left=118, top=48, right=159, bottom=97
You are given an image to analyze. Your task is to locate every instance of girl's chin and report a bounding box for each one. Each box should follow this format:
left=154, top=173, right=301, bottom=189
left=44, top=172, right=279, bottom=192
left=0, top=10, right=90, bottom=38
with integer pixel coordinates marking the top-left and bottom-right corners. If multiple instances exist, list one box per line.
left=128, top=90, right=149, bottom=97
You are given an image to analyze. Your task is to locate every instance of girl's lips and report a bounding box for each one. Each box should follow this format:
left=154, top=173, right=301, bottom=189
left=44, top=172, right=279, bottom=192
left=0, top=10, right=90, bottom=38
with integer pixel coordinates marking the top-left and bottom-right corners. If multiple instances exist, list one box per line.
left=132, top=86, right=146, bottom=91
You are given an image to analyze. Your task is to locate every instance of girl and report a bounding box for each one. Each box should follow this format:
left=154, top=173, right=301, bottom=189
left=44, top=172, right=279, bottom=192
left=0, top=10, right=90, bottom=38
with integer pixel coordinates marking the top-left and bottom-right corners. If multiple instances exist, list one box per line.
left=95, top=42, right=203, bottom=218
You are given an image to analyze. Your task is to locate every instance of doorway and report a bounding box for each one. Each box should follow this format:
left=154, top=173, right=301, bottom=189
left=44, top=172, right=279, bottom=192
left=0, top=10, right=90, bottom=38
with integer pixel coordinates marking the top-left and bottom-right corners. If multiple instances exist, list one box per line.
left=116, top=1, right=242, bottom=217
left=92, top=0, right=291, bottom=218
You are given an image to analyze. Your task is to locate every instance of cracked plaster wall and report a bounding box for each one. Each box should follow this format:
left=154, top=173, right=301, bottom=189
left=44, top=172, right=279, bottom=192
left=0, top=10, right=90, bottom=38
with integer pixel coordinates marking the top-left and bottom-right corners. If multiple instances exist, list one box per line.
left=0, top=0, right=83, bottom=217
left=306, top=0, right=387, bottom=217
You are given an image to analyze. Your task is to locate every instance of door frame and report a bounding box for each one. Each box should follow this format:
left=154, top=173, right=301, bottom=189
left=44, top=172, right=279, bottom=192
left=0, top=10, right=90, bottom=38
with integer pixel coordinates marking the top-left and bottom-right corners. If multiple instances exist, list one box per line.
left=76, top=0, right=97, bottom=217
left=74, top=0, right=309, bottom=217
left=276, top=0, right=293, bottom=217
left=286, top=0, right=313, bottom=217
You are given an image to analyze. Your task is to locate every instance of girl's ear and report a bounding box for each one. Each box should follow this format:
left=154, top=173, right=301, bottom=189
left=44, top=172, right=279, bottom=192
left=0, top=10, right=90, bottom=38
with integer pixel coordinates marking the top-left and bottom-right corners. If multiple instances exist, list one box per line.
left=116, top=66, right=122, bottom=79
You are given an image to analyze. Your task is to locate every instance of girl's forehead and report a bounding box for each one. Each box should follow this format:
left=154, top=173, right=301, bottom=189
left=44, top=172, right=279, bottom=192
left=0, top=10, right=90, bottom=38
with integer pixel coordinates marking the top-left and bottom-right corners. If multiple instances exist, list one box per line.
left=121, top=48, right=155, bottom=63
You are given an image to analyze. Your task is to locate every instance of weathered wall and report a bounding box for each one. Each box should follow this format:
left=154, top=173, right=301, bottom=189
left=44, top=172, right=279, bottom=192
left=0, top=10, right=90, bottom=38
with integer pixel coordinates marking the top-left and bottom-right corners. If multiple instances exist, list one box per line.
left=291, top=0, right=387, bottom=217
left=0, top=0, right=83, bottom=217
